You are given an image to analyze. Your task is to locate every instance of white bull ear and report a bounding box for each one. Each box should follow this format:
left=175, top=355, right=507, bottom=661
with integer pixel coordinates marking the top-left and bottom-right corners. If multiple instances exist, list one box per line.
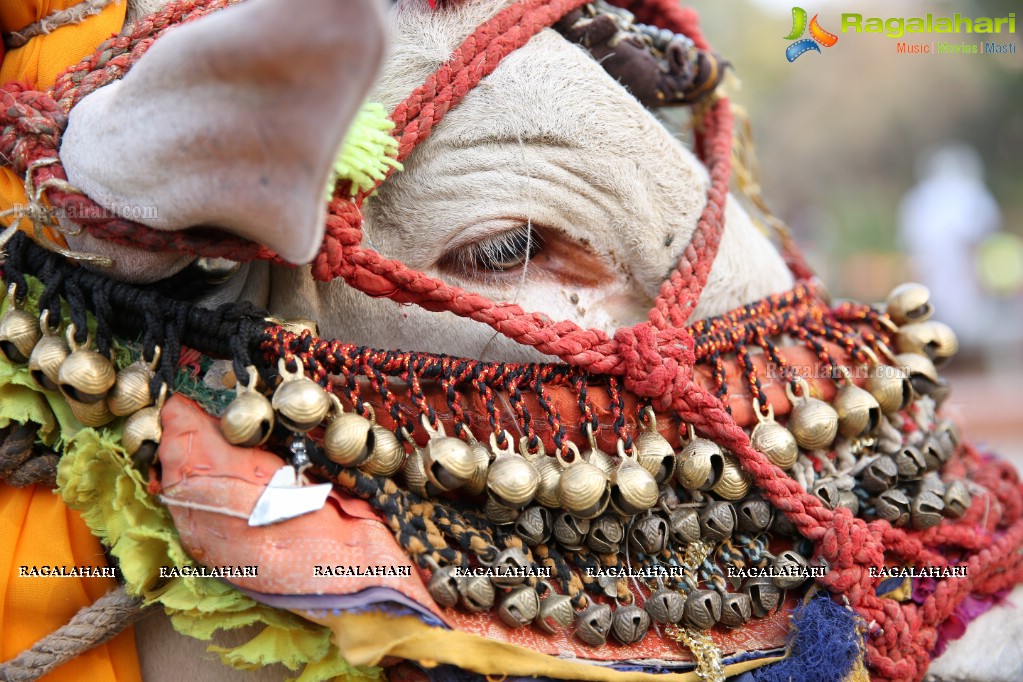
left=60, top=0, right=386, bottom=265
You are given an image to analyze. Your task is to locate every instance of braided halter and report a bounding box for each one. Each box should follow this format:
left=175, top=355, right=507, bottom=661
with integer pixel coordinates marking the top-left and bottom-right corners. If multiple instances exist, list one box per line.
left=3, top=1, right=1023, bottom=680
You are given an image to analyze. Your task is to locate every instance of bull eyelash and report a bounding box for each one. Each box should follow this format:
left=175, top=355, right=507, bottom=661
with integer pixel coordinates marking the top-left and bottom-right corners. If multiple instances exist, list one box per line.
left=444, top=224, right=542, bottom=279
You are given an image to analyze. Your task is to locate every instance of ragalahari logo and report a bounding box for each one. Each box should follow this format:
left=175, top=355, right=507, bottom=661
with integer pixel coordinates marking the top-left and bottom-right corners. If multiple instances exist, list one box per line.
left=785, top=7, right=839, bottom=61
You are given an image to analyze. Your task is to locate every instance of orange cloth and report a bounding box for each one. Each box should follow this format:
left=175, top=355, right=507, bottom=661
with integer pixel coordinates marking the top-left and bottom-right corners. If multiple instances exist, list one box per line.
left=1, top=2, right=139, bottom=681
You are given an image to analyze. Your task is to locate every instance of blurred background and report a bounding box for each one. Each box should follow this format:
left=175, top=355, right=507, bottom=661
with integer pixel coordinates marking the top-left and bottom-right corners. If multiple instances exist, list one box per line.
left=688, top=0, right=1023, bottom=458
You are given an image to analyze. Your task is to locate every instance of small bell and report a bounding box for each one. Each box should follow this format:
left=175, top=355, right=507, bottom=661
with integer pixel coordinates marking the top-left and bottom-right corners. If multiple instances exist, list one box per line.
left=58, top=325, right=116, bottom=404
left=108, top=348, right=160, bottom=417
left=942, top=479, right=971, bottom=519
left=537, top=592, right=575, bottom=633
left=323, top=396, right=374, bottom=467
left=610, top=442, right=659, bottom=515
left=676, top=424, right=724, bottom=492
left=459, top=574, right=496, bottom=613
left=360, top=408, right=406, bottom=477
left=426, top=563, right=462, bottom=609
left=486, top=435, right=541, bottom=509
left=911, top=490, right=945, bottom=530
left=895, top=321, right=958, bottom=367
left=699, top=500, right=735, bottom=542
left=874, top=489, right=911, bottom=526
left=865, top=361, right=913, bottom=415
left=634, top=408, right=675, bottom=483
left=917, top=472, right=946, bottom=497
left=886, top=283, right=932, bottom=326
left=771, top=550, right=810, bottom=590
left=552, top=512, right=590, bottom=551
left=421, top=417, right=476, bottom=492
left=220, top=367, right=275, bottom=448
left=28, top=311, right=68, bottom=391
left=919, top=438, right=945, bottom=472
left=629, top=512, right=670, bottom=555
left=490, top=547, right=530, bottom=587
left=683, top=589, right=721, bottom=630
left=498, top=586, right=540, bottom=628
left=934, top=420, right=960, bottom=454
left=743, top=576, right=780, bottom=618
left=861, top=456, right=899, bottom=493
left=0, top=284, right=41, bottom=364
left=785, top=378, right=838, bottom=451
left=645, top=588, right=685, bottom=624
left=403, top=447, right=440, bottom=499
left=557, top=445, right=611, bottom=520
left=531, top=442, right=564, bottom=508
left=771, top=510, right=798, bottom=537
left=484, top=496, right=521, bottom=525
left=514, top=506, right=553, bottom=547
left=611, top=604, right=650, bottom=644
left=837, top=490, right=860, bottom=516
left=582, top=424, right=616, bottom=475
left=668, top=506, right=702, bottom=544
left=750, top=400, right=798, bottom=469
left=811, top=480, right=840, bottom=510
left=123, top=385, right=167, bottom=474
left=271, top=359, right=330, bottom=432
left=736, top=496, right=774, bottom=533
left=67, top=394, right=115, bottom=427
left=463, top=433, right=492, bottom=495
left=575, top=602, right=612, bottom=646
left=894, top=352, right=941, bottom=398
left=719, top=591, right=752, bottom=628
left=833, top=368, right=881, bottom=439
left=711, top=452, right=753, bottom=501
left=587, top=514, right=625, bottom=554
left=892, top=446, right=927, bottom=481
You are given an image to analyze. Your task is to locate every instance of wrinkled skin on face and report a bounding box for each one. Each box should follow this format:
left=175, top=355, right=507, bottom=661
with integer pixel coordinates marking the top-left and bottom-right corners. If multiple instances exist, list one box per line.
left=50, top=0, right=1022, bottom=679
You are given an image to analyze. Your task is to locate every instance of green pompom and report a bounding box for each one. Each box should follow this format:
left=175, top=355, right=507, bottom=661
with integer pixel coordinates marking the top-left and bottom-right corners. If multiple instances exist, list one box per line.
left=331, top=102, right=402, bottom=196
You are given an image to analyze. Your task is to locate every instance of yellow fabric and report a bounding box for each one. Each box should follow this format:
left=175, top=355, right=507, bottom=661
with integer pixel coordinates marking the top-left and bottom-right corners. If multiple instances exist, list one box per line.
left=318, top=611, right=787, bottom=682
left=1, top=6, right=137, bottom=680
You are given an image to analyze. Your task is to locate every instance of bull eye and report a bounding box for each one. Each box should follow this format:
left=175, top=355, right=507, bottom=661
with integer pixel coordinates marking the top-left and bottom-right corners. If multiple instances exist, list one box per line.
left=443, top=225, right=543, bottom=276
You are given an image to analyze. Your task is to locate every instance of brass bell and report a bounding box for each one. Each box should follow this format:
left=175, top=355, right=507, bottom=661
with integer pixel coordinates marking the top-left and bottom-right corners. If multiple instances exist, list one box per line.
left=896, top=321, right=958, bottom=368
left=557, top=445, right=611, bottom=520
left=537, top=592, right=575, bottom=633
left=683, top=589, right=721, bottom=630
left=917, top=472, right=946, bottom=497
left=575, top=602, right=612, bottom=646
left=677, top=425, right=724, bottom=492
left=629, top=513, right=670, bottom=555
left=421, top=417, right=476, bottom=492
left=403, top=447, right=440, bottom=499
left=833, top=369, right=881, bottom=439
left=463, top=434, right=492, bottom=495
left=785, top=378, right=838, bottom=451
left=485, top=435, right=540, bottom=509
left=582, top=424, right=616, bottom=475
left=645, top=588, right=685, bottom=624
left=893, top=352, right=941, bottom=398
left=634, top=408, right=675, bottom=483
left=942, top=479, right=971, bottom=519
left=837, top=490, right=860, bottom=516
left=108, top=348, right=160, bottom=417
left=498, top=586, right=540, bottom=628
left=750, top=400, right=798, bottom=469
left=123, top=386, right=167, bottom=473
left=68, top=395, right=115, bottom=427
left=587, top=514, right=625, bottom=554
left=736, top=496, right=774, bottom=533
left=772, top=550, right=810, bottom=590
left=514, top=506, right=553, bottom=547
left=919, top=438, right=945, bottom=472
left=874, top=489, right=911, bottom=526
left=892, top=447, right=927, bottom=481
left=886, top=283, right=933, bottom=326
left=865, top=361, right=913, bottom=415
left=0, top=285, right=40, bottom=364
left=743, top=576, right=780, bottom=618
left=360, top=408, right=406, bottom=477
left=323, top=396, right=374, bottom=467
left=531, top=442, right=563, bottom=508
left=610, top=442, right=659, bottom=515
left=934, top=420, right=960, bottom=453
left=28, top=311, right=68, bottom=391
left=668, top=506, right=702, bottom=544
left=427, top=564, right=462, bottom=608
left=772, top=510, right=797, bottom=537
left=712, top=452, right=753, bottom=501
left=811, top=480, right=840, bottom=510
left=699, top=500, right=735, bottom=542
left=611, top=604, right=650, bottom=644
left=553, top=512, right=590, bottom=551
left=911, top=490, right=945, bottom=530
left=490, top=547, right=530, bottom=587
left=58, top=325, right=116, bottom=404
left=861, top=456, right=899, bottom=493
left=220, top=367, right=275, bottom=448
left=270, top=359, right=330, bottom=432
left=719, top=592, right=752, bottom=628
left=484, top=496, right=520, bottom=525
left=459, top=575, right=495, bottom=613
